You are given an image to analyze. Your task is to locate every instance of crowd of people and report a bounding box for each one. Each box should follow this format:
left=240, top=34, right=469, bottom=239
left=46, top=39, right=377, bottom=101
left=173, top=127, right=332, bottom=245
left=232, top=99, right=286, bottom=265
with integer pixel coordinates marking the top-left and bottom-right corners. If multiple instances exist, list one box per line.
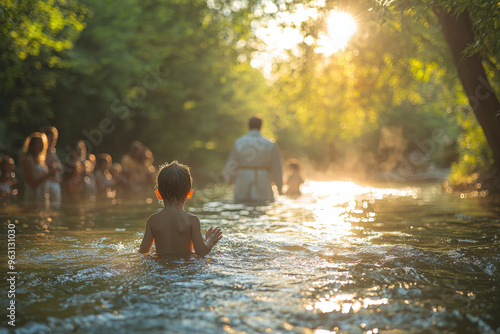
left=1, top=117, right=306, bottom=210
left=0, top=126, right=156, bottom=208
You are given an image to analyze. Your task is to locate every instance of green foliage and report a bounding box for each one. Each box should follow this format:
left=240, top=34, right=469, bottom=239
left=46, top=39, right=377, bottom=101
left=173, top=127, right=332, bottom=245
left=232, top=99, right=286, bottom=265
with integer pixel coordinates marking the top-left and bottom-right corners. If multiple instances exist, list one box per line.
left=60, top=0, right=272, bottom=182
left=0, top=0, right=86, bottom=60
left=377, top=0, right=499, bottom=182
left=449, top=107, right=493, bottom=184
left=1, top=0, right=498, bottom=184
left=266, top=0, right=463, bottom=175
left=0, top=0, right=87, bottom=151
left=1, top=0, right=273, bottom=183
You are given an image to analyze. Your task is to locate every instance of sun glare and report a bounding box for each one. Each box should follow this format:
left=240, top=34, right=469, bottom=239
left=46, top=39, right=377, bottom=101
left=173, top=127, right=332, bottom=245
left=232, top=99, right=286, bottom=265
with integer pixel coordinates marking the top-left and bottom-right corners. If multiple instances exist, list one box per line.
left=251, top=6, right=357, bottom=76
left=316, top=11, right=357, bottom=56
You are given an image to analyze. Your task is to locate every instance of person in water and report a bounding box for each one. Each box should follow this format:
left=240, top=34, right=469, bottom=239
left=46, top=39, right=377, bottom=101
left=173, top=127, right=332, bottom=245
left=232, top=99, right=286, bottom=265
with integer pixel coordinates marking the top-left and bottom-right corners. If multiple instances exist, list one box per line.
left=94, top=153, right=115, bottom=196
left=40, top=126, right=62, bottom=207
left=284, top=159, right=304, bottom=197
left=22, top=132, right=55, bottom=207
left=224, top=116, right=283, bottom=203
left=139, top=161, right=222, bottom=255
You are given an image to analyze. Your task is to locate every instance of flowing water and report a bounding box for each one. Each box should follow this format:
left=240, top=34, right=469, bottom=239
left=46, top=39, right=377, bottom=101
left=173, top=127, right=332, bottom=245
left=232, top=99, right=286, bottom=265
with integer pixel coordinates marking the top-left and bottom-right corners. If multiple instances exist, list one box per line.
left=1, top=181, right=499, bottom=334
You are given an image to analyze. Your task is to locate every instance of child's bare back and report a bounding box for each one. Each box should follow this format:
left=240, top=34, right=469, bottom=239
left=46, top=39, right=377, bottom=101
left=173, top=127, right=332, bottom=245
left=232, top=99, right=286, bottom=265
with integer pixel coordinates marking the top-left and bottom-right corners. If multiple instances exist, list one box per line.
left=140, top=206, right=221, bottom=255
left=138, top=161, right=222, bottom=256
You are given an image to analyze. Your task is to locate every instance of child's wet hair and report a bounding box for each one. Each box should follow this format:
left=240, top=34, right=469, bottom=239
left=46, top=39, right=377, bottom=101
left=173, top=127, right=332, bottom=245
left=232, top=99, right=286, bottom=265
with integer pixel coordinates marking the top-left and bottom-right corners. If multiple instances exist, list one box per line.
left=156, top=161, right=192, bottom=203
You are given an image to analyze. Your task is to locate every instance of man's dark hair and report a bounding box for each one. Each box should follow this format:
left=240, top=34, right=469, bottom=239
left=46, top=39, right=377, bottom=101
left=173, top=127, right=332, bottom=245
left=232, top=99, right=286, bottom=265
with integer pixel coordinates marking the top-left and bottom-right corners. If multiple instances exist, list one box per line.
left=248, top=116, right=262, bottom=130
left=156, top=161, right=192, bottom=203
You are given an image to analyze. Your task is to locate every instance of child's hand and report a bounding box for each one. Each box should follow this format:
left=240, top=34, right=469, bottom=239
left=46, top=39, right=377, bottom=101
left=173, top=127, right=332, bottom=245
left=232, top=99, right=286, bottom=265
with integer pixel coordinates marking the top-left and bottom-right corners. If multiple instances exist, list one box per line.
left=205, top=227, right=214, bottom=241
left=205, top=227, right=220, bottom=240
left=205, top=227, right=223, bottom=246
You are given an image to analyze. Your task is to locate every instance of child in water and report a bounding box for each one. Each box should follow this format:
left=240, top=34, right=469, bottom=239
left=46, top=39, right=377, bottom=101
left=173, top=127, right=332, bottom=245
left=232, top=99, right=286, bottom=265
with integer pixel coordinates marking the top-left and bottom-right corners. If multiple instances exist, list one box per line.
left=284, top=159, right=304, bottom=196
left=139, top=161, right=222, bottom=255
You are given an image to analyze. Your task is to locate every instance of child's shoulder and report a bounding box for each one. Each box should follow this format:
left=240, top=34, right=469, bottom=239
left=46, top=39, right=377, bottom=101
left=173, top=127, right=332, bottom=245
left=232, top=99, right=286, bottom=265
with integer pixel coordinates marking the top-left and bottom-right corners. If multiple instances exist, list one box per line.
left=150, top=208, right=199, bottom=223
left=181, top=209, right=199, bottom=221
left=147, top=210, right=163, bottom=222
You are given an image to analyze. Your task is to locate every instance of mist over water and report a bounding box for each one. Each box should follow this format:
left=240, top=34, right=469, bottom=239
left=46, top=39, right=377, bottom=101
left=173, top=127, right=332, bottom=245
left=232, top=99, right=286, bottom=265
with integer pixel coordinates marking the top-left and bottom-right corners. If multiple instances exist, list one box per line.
left=1, top=180, right=499, bottom=333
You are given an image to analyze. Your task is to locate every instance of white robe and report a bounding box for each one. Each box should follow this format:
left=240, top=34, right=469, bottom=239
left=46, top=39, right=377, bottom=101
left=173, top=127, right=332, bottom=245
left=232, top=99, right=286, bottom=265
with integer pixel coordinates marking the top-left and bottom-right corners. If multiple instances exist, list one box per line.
left=225, top=130, right=283, bottom=202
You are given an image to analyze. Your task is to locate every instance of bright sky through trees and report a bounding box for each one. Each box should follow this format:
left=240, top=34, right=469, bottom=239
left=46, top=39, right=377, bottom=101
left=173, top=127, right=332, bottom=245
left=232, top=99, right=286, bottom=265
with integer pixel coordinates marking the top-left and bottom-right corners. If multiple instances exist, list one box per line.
left=251, top=6, right=357, bottom=76
left=316, top=11, right=357, bottom=56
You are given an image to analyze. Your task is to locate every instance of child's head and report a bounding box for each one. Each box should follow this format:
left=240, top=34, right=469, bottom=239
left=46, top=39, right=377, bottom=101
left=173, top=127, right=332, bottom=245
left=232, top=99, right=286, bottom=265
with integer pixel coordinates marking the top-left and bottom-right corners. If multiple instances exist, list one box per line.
left=288, top=159, right=300, bottom=172
left=156, top=161, right=193, bottom=204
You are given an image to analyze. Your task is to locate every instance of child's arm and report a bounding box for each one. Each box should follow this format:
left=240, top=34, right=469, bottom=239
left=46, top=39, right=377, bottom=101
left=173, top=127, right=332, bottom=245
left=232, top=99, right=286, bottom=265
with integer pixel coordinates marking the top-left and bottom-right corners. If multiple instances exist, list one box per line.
left=191, top=216, right=222, bottom=255
left=138, top=218, right=154, bottom=254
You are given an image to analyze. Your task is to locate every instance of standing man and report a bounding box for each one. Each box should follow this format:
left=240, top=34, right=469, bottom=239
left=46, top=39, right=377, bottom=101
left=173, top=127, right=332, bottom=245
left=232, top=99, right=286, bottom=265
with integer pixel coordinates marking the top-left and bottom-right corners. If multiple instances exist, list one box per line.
left=224, top=116, right=283, bottom=203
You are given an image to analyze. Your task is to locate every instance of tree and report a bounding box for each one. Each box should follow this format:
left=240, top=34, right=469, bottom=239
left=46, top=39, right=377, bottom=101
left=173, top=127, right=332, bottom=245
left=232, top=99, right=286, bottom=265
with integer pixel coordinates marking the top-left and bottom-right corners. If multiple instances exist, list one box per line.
left=269, top=0, right=500, bottom=180
left=261, top=0, right=462, bottom=176
left=378, top=0, right=500, bottom=182
left=0, top=0, right=87, bottom=151
left=41, top=0, right=274, bottom=182
left=434, top=7, right=500, bottom=169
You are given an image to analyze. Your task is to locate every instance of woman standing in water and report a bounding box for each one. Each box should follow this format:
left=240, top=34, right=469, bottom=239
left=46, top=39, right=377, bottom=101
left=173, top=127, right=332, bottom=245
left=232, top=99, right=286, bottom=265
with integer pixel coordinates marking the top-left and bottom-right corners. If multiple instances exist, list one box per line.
left=40, top=126, right=63, bottom=207
left=22, top=132, right=55, bottom=208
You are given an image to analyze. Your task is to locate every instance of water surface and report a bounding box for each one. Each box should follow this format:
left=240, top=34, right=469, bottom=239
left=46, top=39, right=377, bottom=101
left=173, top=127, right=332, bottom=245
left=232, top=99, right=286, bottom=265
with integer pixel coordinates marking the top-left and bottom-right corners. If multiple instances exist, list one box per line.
left=1, top=181, right=499, bottom=333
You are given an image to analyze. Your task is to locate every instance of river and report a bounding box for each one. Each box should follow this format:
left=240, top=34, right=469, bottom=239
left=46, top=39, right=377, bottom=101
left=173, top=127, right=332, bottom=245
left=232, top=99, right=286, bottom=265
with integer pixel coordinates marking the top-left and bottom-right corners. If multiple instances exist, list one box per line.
left=1, top=180, right=499, bottom=333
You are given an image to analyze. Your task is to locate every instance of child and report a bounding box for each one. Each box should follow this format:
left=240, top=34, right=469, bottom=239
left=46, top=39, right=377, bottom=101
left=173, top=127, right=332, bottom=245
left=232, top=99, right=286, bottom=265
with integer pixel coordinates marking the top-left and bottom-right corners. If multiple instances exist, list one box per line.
left=139, top=161, right=222, bottom=255
left=284, top=159, right=304, bottom=196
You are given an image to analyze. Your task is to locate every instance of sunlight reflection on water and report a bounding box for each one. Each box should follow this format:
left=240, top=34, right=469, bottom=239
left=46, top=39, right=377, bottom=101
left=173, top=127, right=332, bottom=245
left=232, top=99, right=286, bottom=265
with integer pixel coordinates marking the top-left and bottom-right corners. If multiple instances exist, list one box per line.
left=292, top=180, right=419, bottom=242
left=2, top=180, right=499, bottom=333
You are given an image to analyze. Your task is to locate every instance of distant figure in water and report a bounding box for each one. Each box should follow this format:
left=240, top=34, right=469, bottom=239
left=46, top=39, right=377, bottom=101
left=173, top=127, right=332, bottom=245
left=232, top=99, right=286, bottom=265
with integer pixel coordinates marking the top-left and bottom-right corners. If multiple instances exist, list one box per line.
left=21, top=132, right=55, bottom=208
left=109, top=162, right=137, bottom=194
left=122, top=141, right=155, bottom=192
left=41, top=126, right=62, bottom=207
left=94, top=153, right=115, bottom=197
left=63, top=140, right=97, bottom=200
left=139, top=161, right=222, bottom=255
left=224, top=116, right=283, bottom=203
left=62, top=159, right=85, bottom=201
left=284, top=159, right=304, bottom=197
left=140, top=146, right=156, bottom=189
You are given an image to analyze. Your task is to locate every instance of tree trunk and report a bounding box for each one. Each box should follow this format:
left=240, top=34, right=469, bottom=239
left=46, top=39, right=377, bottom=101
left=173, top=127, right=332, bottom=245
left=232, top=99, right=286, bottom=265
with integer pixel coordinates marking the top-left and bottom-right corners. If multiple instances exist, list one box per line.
left=434, top=8, right=500, bottom=170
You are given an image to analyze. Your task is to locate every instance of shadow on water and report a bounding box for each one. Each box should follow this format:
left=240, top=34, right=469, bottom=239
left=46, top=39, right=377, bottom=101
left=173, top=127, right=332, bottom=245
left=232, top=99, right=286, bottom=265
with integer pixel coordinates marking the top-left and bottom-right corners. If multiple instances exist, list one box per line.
left=1, top=181, right=499, bottom=333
